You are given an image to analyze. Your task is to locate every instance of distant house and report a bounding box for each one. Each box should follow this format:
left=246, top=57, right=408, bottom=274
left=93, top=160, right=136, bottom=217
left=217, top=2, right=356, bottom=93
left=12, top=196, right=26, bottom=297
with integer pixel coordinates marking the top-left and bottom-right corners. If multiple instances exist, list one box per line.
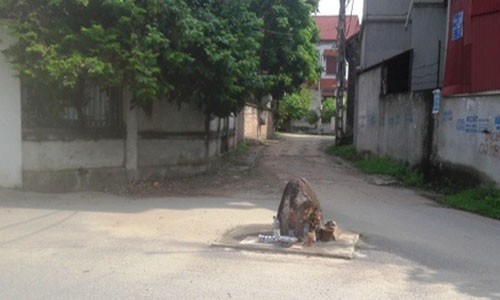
left=291, top=15, right=360, bottom=133
left=313, top=15, right=360, bottom=100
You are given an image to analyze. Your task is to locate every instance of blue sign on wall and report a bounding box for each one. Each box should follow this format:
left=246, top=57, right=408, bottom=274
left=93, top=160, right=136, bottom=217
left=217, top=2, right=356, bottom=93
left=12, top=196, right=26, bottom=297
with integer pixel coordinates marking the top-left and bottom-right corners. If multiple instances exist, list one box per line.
left=432, top=89, right=441, bottom=114
left=452, top=11, right=464, bottom=41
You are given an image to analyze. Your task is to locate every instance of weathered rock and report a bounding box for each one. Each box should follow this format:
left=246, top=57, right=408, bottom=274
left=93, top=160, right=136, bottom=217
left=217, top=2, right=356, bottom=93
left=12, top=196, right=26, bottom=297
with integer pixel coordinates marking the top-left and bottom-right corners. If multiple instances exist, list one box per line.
left=277, top=178, right=324, bottom=241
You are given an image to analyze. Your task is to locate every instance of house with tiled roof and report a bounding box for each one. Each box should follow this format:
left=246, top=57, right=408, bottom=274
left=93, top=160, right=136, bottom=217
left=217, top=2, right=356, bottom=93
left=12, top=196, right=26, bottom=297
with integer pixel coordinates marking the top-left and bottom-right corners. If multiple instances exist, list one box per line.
left=314, top=15, right=360, bottom=99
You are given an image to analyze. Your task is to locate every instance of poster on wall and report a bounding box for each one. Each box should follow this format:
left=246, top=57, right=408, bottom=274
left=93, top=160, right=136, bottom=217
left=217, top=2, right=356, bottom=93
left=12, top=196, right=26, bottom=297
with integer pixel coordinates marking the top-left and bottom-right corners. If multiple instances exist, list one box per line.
left=452, top=11, right=464, bottom=41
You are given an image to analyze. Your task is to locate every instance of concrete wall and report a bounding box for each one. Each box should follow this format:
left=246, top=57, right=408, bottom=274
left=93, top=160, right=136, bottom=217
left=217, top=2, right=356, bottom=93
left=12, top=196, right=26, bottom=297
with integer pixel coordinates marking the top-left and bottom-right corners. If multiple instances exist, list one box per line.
left=435, top=94, right=500, bottom=184
left=243, top=104, right=273, bottom=141
left=410, top=5, right=447, bottom=91
left=377, top=92, right=430, bottom=165
left=235, top=112, right=245, bottom=145
left=22, top=97, right=236, bottom=190
left=361, top=0, right=446, bottom=79
left=23, top=140, right=124, bottom=170
left=355, top=67, right=382, bottom=153
left=22, top=139, right=126, bottom=192
left=2, top=25, right=243, bottom=190
left=244, top=105, right=259, bottom=139
left=361, top=22, right=411, bottom=69
left=355, top=66, right=431, bottom=165
left=0, top=26, right=23, bottom=188
left=138, top=101, right=205, bottom=132
left=361, top=0, right=411, bottom=68
left=365, top=0, right=410, bottom=16
left=138, top=138, right=207, bottom=167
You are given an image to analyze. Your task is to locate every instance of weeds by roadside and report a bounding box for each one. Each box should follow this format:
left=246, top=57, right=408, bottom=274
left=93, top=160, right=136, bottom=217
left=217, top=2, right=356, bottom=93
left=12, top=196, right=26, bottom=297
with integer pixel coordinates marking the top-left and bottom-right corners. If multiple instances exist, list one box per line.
left=326, top=143, right=500, bottom=220
left=355, top=157, right=424, bottom=187
left=441, top=188, right=500, bottom=219
left=326, top=144, right=424, bottom=187
left=236, top=142, right=249, bottom=155
left=326, top=144, right=356, bottom=161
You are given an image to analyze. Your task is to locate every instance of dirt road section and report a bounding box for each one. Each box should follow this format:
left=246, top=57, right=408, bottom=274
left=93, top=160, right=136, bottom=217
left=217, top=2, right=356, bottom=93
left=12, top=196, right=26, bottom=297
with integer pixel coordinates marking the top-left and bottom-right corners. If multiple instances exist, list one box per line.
left=114, top=133, right=347, bottom=199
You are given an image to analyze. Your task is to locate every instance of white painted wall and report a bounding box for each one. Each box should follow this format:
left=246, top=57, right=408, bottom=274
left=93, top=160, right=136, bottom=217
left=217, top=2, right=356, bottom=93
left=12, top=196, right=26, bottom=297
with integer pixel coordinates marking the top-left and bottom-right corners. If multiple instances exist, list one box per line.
left=354, top=66, right=431, bottom=165
left=354, top=67, right=381, bottom=153
left=0, top=26, right=22, bottom=187
left=23, top=140, right=124, bottom=171
left=436, top=94, right=500, bottom=184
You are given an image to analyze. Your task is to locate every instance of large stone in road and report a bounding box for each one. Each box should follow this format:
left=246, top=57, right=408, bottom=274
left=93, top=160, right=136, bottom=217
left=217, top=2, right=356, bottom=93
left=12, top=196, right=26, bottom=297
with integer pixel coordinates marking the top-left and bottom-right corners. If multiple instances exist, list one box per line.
left=277, top=178, right=324, bottom=240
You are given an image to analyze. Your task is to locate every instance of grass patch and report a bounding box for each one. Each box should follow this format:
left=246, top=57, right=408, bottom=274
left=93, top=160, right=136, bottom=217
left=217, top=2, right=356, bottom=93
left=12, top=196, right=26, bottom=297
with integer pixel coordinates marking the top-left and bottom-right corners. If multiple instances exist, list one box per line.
left=326, top=143, right=424, bottom=187
left=326, top=144, right=356, bottom=161
left=355, top=157, right=424, bottom=187
left=235, top=142, right=249, bottom=155
left=442, top=188, right=500, bottom=219
left=326, top=144, right=500, bottom=219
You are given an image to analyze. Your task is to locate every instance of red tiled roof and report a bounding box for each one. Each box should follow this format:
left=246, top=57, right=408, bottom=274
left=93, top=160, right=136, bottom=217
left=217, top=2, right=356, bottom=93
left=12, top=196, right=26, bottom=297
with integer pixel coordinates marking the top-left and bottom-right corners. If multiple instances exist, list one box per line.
left=314, top=15, right=361, bottom=41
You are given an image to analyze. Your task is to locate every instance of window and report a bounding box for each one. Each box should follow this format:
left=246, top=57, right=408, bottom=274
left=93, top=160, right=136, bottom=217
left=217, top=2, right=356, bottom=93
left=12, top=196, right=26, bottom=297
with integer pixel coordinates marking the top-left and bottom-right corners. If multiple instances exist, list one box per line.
left=325, top=56, right=337, bottom=75
left=381, top=50, right=412, bottom=95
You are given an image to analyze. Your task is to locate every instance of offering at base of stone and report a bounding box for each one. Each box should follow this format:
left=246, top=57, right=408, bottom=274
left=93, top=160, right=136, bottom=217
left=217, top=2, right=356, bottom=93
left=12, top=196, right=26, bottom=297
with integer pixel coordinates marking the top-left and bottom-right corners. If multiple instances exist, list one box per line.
left=319, top=220, right=342, bottom=242
left=258, top=235, right=298, bottom=245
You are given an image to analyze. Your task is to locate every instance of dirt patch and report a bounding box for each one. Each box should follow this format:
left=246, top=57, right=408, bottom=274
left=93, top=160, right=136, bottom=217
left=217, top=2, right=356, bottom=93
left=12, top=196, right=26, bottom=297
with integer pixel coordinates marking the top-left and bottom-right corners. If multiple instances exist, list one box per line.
left=109, top=134, right=339, bottom=198
left=109, top=141, right=275, bottom=197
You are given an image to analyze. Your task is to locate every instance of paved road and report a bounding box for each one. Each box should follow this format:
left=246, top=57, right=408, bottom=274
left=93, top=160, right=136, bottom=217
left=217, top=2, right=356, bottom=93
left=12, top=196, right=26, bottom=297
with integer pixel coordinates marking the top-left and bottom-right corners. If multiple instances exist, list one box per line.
left=1, top=133, right=500, bottom=299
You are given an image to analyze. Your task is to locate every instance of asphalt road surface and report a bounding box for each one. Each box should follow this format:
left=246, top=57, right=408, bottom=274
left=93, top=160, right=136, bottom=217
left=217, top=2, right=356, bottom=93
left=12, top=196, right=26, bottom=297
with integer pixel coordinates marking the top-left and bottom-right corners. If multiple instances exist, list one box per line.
left=1, top=133, right=499, bottom=299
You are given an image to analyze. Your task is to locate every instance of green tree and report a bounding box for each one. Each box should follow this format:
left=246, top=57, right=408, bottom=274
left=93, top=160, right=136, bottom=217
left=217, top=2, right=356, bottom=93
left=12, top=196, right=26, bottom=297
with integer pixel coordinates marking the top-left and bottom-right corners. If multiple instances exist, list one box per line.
left=1, top=0, right=317, bottom=120
left=249, top=0, right=321, bottom=101
left=0, top=0, right=261, bottom=119
left=278, top=87, right=312, bottom=127
left=164, top=0, right=263, bottom=117
left=321, top=97, right=336, bottom=123
left=0, top=0, right=193, bottom=110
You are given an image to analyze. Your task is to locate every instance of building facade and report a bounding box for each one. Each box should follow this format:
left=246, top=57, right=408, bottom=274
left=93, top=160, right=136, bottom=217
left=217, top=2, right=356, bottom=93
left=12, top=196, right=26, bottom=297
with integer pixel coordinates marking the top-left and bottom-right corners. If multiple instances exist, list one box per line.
left=355, top=0, right=447, bottom=167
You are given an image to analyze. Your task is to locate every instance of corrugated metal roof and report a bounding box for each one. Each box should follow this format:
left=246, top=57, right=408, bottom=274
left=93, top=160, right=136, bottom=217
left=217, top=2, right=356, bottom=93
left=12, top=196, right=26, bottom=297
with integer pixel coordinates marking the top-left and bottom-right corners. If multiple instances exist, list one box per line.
left=472, top=0, right=500, bottom=16
left=314, top=15, right=360, bottom=41
left=471, top=10, right=500, bottom=93
left=444, top=0, right=500, bottom=95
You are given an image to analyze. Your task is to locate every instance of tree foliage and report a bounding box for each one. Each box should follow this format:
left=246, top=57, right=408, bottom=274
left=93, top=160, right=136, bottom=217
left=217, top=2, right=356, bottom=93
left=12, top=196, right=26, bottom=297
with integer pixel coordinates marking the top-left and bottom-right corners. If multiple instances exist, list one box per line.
left=279, top=87, right=312, bottom=125
left=249, top=0, right=320, bottom=100
left=321, top=97, right=336, bottom=123
left=1, top=0, right=186, bottom=106
left=165, top=0, right=262, bottom=117
left=1, top=0, right=319, bottom=118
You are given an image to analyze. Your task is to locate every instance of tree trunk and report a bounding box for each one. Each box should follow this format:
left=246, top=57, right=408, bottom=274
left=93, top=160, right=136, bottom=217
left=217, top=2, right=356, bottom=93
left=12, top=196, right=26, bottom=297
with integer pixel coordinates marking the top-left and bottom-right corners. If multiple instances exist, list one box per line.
left=205, top=113, right=210, bottom=171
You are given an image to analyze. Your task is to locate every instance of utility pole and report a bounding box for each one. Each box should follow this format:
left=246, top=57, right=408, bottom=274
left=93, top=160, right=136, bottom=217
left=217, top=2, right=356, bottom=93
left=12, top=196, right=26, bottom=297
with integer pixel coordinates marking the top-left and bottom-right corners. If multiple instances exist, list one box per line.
left=336, top=0, right=346, bottom=145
